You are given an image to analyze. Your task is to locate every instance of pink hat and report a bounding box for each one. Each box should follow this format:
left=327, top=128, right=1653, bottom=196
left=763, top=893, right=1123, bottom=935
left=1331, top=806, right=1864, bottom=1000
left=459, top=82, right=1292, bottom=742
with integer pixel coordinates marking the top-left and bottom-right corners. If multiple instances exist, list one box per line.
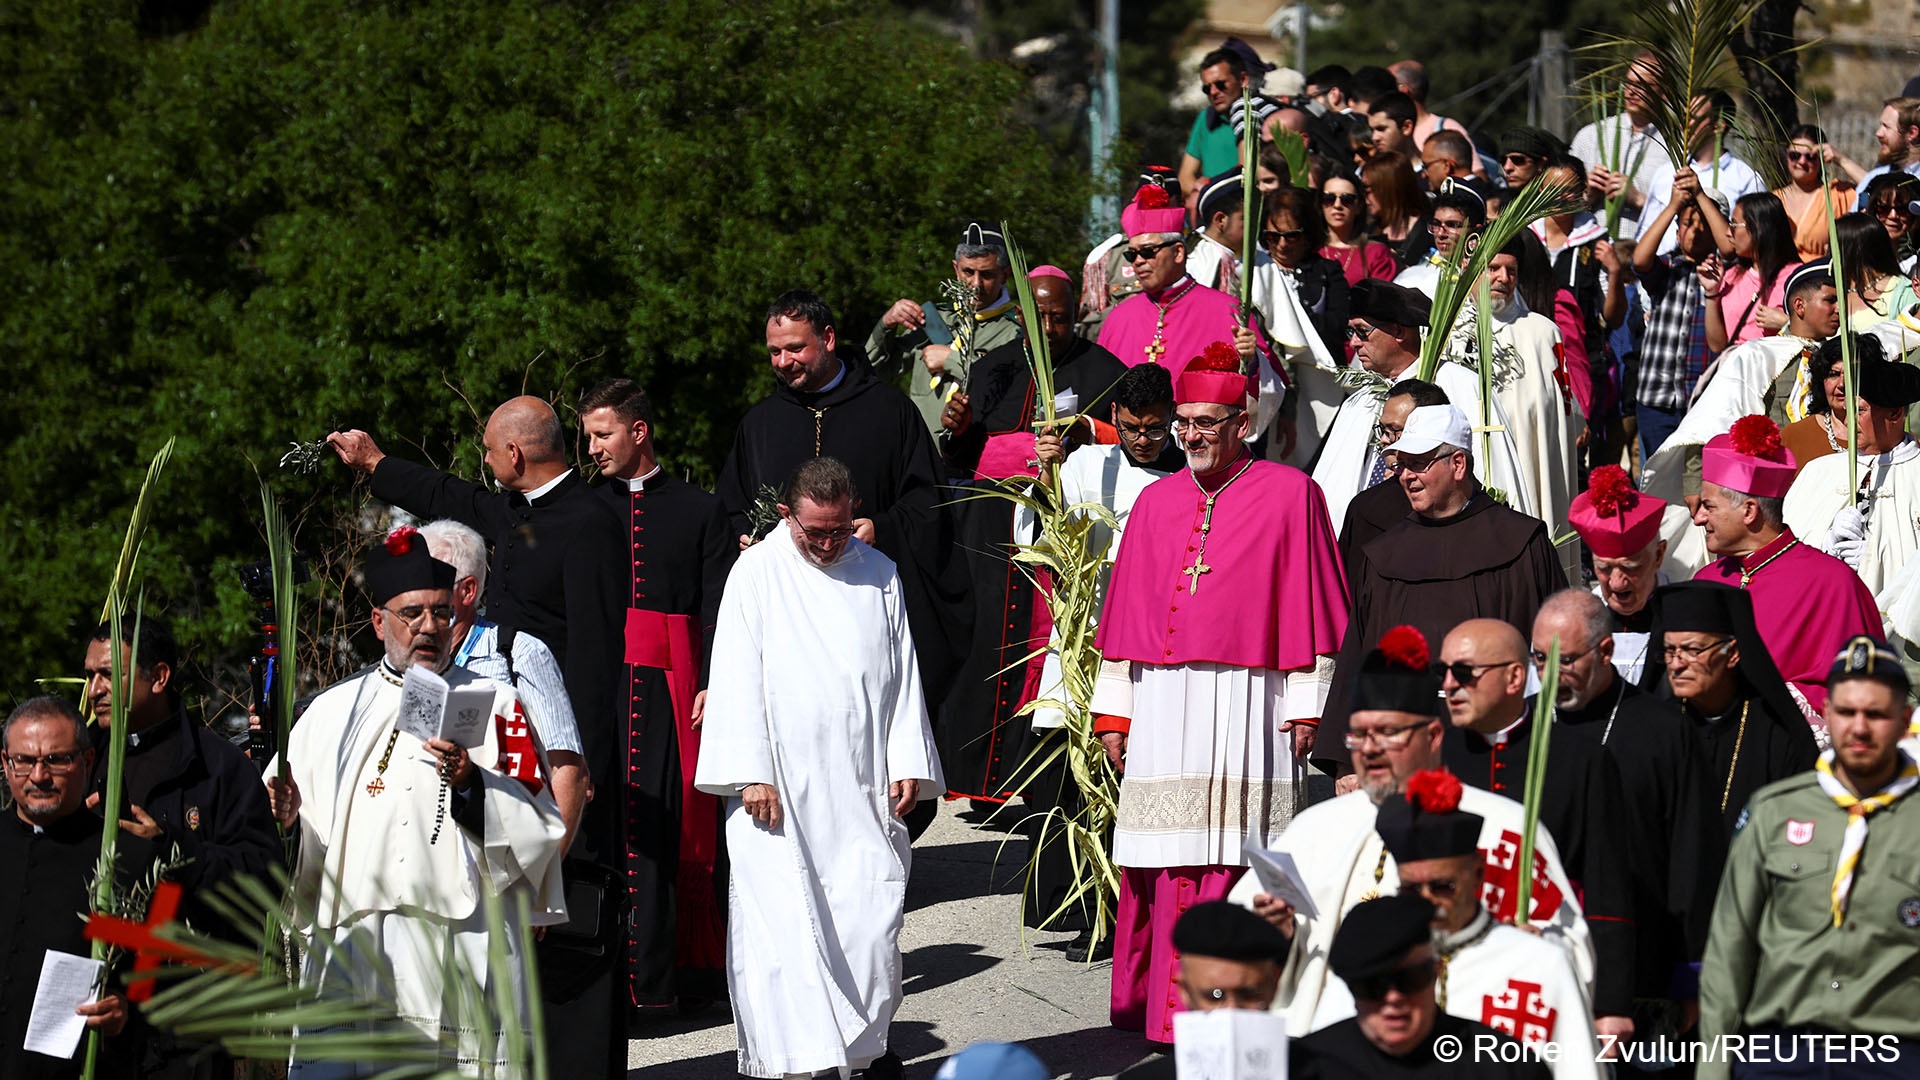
left=1567, top=466, right=1668, bottom=558
left=1028, top=264, right=1072, bottom=284
left=1174, top=342, right=1254, bottom=407
left=1702, top=415, right=1798, bottom=499
left=1120, top=184, right=1188, bottom=239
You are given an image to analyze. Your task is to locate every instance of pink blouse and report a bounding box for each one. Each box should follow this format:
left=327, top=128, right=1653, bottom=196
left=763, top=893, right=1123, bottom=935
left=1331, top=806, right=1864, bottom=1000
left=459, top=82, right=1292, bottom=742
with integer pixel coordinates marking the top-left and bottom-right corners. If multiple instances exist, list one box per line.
left=1716, top=261, right=1799, bottom=347
left=1320, top=241, right=1399, bottom=286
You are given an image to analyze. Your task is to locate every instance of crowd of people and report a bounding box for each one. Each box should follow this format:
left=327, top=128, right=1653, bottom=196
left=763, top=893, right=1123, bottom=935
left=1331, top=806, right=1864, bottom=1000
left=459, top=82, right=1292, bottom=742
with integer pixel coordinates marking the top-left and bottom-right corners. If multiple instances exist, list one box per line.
left=10, top=34, right=1920, bottom=1080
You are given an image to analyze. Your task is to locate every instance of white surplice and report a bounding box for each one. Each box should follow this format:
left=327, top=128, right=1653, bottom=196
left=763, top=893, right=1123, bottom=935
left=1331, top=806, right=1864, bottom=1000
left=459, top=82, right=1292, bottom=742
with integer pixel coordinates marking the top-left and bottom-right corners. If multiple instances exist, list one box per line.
left=1639, top=335, right=1811, bottom=501
left=1438, top=909, right=1601, bottom=1080
left=1786, top=439, right=1920, bottom=632
left=1022, top=444, right=1175, bottom=731
left=1310, top=359, right=1536, bottom=532
left=1458, top=296, right=1583, bottom=530
left=694, top=534, right=944, bottom=1080
left=1228, top=788, right=1593, bottom=1035
left=1251, top=260, right=1350, bottom=469
left=279, top=665, right=568, bottom=1078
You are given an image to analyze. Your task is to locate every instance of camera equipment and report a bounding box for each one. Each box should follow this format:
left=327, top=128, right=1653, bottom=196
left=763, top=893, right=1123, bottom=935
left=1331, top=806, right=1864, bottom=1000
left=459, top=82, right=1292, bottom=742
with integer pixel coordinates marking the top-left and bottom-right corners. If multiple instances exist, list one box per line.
left=238, top=554, right=310, bottom=765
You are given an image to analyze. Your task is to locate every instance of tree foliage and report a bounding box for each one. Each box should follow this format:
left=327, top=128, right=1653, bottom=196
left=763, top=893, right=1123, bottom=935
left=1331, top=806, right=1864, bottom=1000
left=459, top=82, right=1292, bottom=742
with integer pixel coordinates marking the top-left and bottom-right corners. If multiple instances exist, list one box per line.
left=0, top=0, right=1091, bottom=710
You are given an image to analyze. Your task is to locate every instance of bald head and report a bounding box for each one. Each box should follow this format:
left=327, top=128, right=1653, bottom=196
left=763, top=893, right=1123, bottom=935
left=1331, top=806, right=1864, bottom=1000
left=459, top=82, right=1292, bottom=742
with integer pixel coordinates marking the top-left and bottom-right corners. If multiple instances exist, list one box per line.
left=1030, top=275, right=1077, bottom=353
left=1440, top=619, right=1530, bottom=732
left=1533, top=590, right=1617, bottom=709
left=482, top=396, right=568, bottom=491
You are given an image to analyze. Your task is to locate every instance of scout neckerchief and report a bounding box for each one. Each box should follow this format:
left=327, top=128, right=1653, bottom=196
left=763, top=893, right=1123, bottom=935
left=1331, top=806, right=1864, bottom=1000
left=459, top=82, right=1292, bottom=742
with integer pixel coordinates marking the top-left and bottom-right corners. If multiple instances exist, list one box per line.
left=1814, top=747, right=1920, bottom=926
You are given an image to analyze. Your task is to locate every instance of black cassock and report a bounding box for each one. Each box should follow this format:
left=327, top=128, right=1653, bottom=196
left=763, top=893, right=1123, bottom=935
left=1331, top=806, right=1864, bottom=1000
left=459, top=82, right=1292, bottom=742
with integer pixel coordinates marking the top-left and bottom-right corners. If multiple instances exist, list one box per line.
left=369, top=461, right=629, bottom=1073
left=1336, top=477, right=1410, bottom=598
left=593, top=472, right=735, bottom=1013
left=1686, top=691, right=1818, bottom=835
left=1319, top=493, right=1566, bottom=772
left=1556, top=679, right=1724, bottom=1006
left=0, top=815, right=153, bottom=1080
left=939, top=335, right=1128, bottom=802
left=1442, top=712, right=1637, bottom=1018
left=717, top=353, right=971, bottom=710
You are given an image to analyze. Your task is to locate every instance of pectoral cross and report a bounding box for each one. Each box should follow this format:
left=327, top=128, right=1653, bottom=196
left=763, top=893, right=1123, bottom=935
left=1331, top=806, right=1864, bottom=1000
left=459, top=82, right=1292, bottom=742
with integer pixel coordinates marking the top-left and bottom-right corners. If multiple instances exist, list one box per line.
left=1144, top=335, right=1166, bottom=364
left=1182, top=557, right=1211, bottom=593
left=366, top=776, right=385, bottom=798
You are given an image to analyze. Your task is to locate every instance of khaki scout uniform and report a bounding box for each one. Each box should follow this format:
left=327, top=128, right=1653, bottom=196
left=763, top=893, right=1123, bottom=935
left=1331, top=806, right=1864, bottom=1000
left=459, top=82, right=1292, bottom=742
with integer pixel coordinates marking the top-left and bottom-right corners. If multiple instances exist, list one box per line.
left=1698, top=770, right=1920, bottom=1080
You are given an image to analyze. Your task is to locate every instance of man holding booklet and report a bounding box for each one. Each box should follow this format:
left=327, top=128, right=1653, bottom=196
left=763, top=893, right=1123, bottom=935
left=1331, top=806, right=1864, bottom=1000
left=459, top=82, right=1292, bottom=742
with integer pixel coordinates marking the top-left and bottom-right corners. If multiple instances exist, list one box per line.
left=264, top=526, right=568, bottom=1075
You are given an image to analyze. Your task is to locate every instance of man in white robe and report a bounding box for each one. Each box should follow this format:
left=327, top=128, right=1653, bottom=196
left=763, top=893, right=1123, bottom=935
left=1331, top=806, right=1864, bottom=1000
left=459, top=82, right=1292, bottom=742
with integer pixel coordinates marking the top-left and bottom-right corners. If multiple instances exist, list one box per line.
left=1786, top=354, right=1920, bottom=639
left=1452, top=244, right=1582, bottom=531
left=1231, top=625, right=1592, bottom=1035
left=694, top=457, right=943, bottom=1080
left=1380, top=774, right=1600, bottom=1079
left=266, top=527, right=568, bottom=1078
left=1314, top=279, right=1534, bottom=530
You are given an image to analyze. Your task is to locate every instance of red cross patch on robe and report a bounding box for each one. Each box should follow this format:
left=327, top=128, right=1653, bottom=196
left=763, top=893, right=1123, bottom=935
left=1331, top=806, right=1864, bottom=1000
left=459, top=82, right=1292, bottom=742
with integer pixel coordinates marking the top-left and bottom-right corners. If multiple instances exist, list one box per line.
left=1482, top=978, right=1557, bottom=1046
left=1480, top=828, right=1564, bottom=923
left=495, top=701, right=544, bottom=795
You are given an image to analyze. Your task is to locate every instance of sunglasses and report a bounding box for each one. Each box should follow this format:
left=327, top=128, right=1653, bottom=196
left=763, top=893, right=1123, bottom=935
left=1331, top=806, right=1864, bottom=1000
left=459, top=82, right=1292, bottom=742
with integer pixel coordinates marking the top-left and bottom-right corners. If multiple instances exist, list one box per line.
left=1502, top=153, right=1536, bottom=167
left=1202, top=79, right=1236, bottom=93
left=1873, top=203, right=1914, bottom=218
left=1786, top=149, right=1818, bottom=164
left=1437, top=659, right=1517, bottom=685
left=1261, top=229, right=1306, bottom=246
left=1122, top=240, right=1177, bottom=262
left=1351, top=959, right=1438, bottom=1002
left=1322, top=192, right=1361, bottom=207
left=1403, top=878, right=1461, bottom=899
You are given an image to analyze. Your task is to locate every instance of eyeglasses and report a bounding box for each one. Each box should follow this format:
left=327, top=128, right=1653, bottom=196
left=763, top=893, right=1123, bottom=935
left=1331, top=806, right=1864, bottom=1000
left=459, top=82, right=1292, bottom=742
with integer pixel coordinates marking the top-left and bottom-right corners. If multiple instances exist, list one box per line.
left=1389, top=449, right=1455, bottom=475
left=1117, top=422, right=1172, bottom=443
left=1872, top=202, right=1914, bottom=219
left=1529, top=644, right=1597, bottom=666
left=1342, top=718, right=1433, bottom=751
left=1403, top=877, right=1460, bottom=899
left=1322, top=192, right=1361, bottom=207
left=1351, top=959, right=1438, bottom=1002
left=794, top=523, right=856, bottom=544
left=1171, top=410, right=1242, bottom=435
left=1122, top=241, right=1178, bottom=262
left=1663, top=637, right=1734, bottom=663
left=1429, top=217, right=1468, bottom=233
left=1346, top=321, right=1384, bottom=341
left=1260, top=229, right=1306, bottom=246
left=1438, top=659, right=1519, bottom=685
left=381, top=604, right=455, bottom=628
left=1502, top=153, right=1536, bottom=167
left=1786, top=149, right=1818, bottom=164
left=3, top=751, right=85, bottom=776
left=1201, top=78, right=1236, bottom=94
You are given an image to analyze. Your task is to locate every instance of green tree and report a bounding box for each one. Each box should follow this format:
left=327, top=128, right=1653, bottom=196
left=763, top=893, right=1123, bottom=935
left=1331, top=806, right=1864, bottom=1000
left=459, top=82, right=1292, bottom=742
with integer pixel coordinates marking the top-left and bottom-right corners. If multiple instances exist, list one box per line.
left=0, top=0, right=1090, bottom=711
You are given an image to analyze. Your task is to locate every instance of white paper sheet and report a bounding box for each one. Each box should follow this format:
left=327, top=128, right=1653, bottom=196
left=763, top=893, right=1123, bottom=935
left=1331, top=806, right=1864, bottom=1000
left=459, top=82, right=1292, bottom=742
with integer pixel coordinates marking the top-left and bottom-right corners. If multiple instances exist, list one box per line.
left=1243, top=841, right=1319, bottom=920
left=1173, top=1008, right=1289, bottom=1080
left=24, top=950, right=103, bottom=1059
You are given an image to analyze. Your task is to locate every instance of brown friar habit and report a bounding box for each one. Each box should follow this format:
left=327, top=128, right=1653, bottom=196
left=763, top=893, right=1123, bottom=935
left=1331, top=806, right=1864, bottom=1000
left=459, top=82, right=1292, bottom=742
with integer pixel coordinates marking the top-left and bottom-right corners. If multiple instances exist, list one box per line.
left=1336, top=477, right=1411, bottom=598
left=592, top=472, right=735, bottom=1015
left=1317, top=490, right=1565, bottom=773
left=938, top=333, right=1128, bottom=803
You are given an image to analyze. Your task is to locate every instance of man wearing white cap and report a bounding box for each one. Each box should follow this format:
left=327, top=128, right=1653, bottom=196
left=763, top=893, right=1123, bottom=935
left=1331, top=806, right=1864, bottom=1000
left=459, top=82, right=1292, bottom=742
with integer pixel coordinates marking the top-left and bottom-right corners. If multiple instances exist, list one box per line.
left=1318, top=403, right=1565, bottom=778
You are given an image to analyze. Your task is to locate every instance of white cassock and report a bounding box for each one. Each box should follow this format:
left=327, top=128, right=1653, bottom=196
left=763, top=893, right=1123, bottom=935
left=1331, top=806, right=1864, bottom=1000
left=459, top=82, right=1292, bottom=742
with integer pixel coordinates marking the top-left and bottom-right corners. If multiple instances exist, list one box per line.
left=1787, top=439, right=1920, bottom=637
left=1228, top=788, right=1594, bottom=1035
left=1394, top=257, right=1443, bottom=299
left=1251, top=260, right=1350, bottom=470
left=1185, top=230, right=1246, bottom=296
left=1456, top=296, right=1583, bottom=530
left=279, top=665, right=568, bottom=1078
left=1639, top=335, right=1813, bottom=502
left=1020, top=444, right=1176, bottom=731
left=1437, top=909, right=1600, bottom=1080
left=1311, top=361, right=1536, bottom=532
left=694, top=534, right=944, bottom=1079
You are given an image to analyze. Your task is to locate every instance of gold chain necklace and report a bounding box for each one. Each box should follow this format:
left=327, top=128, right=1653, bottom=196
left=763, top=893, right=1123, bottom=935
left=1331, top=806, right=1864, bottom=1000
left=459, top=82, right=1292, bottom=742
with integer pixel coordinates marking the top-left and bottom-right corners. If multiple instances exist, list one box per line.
left=1719, top=701, right=1750, bottom=813
left=1182, top=455, right=1255, bottom=595
left=1360, top=844, right=1390, bottom=902
left=366, top=728, right=400, bottom=798
left=1738, top=539, right=1799, bottom=588
left=1143, top=277, right=1195, bottom=365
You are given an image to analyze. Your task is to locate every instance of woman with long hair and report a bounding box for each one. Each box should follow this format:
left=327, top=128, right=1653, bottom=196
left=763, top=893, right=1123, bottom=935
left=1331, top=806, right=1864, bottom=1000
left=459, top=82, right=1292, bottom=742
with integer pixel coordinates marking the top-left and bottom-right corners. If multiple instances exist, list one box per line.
left=1704, top=191, right=1797, bottom=351
left=1863, top=172, right=1920, bottom=272
left=1361, top=150, right=1431, bottom=271
left=1772, top=124, right=1855, bottom=261
left=1317, top=169, right=1397, bottom=285
left=1834, top=212, right=1917, bottom=327
left=1254, top=186, right=1352, bottom=465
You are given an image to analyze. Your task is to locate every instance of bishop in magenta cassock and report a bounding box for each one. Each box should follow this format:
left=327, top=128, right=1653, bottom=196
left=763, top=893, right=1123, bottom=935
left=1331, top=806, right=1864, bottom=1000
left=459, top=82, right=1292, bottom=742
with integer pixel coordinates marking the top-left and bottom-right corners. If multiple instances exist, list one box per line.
left=1690, top=415, right=1881, bottom=716
left=1091, top=341, right=1350, bottom=1043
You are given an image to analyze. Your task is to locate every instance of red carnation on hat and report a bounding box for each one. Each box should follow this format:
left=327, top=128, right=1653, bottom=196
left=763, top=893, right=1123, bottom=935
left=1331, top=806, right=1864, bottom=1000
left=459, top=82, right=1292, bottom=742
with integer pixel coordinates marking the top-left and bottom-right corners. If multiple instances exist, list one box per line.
left=1405, top=768, right=1463, bottom=814
left=1585, top=465, right=1636, bottom=517
left=1730, top=414, right=1784, bottom=459
left=1134, top=184, right=1172, bottom=209
left=385, top=525, right=419, bottom=556
left=1377, top=625, right=1430, bottom=671
left=1192, top=340, right=1242, bottom=372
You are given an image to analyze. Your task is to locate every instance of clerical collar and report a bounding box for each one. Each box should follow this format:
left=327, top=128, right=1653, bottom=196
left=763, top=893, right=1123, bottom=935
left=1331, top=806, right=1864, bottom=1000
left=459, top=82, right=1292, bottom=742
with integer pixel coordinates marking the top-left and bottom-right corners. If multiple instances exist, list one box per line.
left=1194, top=453, right=1254, bottom=492
left=1732, top=529, right=1799, bottom=581
left=1484, top=712, right=1528, bottom=747
left=1145, top=275, right=1197, bottom=305
left=522, top=470, right=570, bottom=504
left=1435, top=906, right=1495, bottom=954
left=1610, top=598, right=1655, bottom=634
left=625, top=464, right=663, bottom=492
left=127, top=713, right=182, bottom=753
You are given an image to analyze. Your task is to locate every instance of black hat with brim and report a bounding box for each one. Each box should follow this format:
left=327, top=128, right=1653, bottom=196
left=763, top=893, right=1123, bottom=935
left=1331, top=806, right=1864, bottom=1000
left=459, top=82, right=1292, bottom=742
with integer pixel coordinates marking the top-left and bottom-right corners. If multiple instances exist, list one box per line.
left=1172, top=900, right=1292, bottom=963
left=1330, top=894, right=1435, bottom=982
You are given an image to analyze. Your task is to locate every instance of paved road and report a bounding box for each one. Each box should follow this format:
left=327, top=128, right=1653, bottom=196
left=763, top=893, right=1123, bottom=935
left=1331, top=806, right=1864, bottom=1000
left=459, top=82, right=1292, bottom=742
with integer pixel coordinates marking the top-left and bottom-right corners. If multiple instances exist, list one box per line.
left=626, top=801, right=1161, bottom=1078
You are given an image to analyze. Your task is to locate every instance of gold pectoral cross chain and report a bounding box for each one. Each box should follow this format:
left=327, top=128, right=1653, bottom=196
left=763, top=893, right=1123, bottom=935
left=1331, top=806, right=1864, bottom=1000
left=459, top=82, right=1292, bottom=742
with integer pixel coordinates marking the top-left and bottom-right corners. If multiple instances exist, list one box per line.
left=1183, top=458, right=1254, bottom=595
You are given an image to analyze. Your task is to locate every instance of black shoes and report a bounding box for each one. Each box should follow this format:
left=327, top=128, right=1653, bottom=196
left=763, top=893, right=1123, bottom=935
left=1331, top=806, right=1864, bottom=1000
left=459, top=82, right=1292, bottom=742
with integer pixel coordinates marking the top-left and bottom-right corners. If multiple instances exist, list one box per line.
left=1064, top=928, right=1113, bottom=963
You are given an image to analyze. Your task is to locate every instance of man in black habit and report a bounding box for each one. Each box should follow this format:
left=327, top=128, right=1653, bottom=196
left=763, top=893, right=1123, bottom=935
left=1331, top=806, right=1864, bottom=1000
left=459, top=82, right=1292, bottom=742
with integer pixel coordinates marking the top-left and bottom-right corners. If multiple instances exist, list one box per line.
left=1317, top=402, right=1565, bottom=779
left=328, top=398, right=629, bottom=1076
left=578, top=377, right=736, bottom=1020
left=1532, top=590, right=1723, bottom=1067
left=717, top=290, right=972, bottom=797
left=1636, top=581, right=1819, bottom=835
left=936, top=266, right=1128, bottom=806
left=1434, top=618, right=1637, bottom=1044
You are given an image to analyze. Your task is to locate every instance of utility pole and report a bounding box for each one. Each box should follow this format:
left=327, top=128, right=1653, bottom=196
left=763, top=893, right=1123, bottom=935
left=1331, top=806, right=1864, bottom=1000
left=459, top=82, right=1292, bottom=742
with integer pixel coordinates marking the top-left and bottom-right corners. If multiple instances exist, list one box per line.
left=1294, top=2, right=1309, bottom=73
left=1539, top=31, right=1569, bottom=136
left=1088, top=0, right=1121, bottom=244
